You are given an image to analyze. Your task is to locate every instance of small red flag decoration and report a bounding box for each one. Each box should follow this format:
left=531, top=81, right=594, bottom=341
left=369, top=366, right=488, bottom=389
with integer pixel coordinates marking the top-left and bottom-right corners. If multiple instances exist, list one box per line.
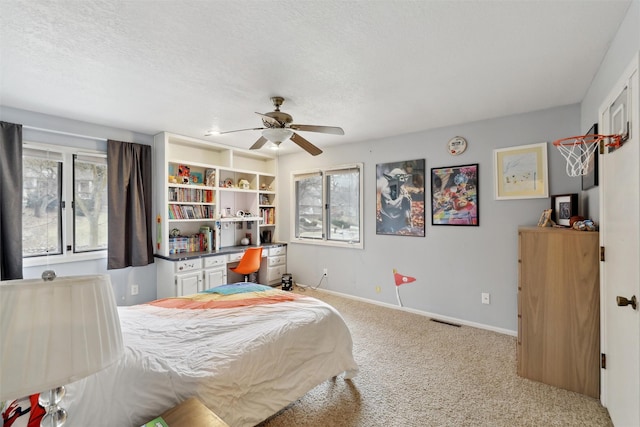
left=393, top=269, right=416, bottom=286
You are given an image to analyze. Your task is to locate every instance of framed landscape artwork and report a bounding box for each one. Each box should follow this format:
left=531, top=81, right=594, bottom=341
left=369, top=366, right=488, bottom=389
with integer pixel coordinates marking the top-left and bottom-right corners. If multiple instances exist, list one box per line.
left=493, top=142, right=548, bottom=200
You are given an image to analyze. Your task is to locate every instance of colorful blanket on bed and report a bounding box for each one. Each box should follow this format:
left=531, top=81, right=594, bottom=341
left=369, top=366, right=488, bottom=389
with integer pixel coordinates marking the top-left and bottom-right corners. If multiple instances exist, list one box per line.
left=148, top=282, right=301, bottom=309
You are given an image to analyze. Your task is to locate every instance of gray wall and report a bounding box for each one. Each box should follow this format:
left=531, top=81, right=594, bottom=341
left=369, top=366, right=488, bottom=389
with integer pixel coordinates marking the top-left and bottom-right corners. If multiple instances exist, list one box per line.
left=0, top=106, right=157, bottom=305
left=278, top=104, right=581, bottom=334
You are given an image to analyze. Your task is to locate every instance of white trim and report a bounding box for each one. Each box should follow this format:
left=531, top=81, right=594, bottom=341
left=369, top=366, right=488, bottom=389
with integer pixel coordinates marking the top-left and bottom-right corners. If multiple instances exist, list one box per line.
left=23, top=251, right=107, bottom=267
left=23, top=125, right=107, bottom=142
left=298, top=284, right=517, bottom=337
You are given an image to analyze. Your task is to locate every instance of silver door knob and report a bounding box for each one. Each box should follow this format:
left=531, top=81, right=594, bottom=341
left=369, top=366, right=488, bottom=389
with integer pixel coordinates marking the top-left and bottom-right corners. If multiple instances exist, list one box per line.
left=616, top=295, right=637, bottom=310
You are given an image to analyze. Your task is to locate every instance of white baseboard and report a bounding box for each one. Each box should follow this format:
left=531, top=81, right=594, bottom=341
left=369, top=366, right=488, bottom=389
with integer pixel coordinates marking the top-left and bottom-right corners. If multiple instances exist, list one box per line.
left=295, top=283, right=517, bottom=337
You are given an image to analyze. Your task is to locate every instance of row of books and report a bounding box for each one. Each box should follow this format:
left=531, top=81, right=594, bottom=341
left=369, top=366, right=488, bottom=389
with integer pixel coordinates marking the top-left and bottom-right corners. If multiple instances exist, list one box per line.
left=259, top=207, right=276, bottom=225
left=168, top=204, right=216, bottom=220
left=168, top=187, right=214, bottom=203
left=168, top=226, right=215, bottom=254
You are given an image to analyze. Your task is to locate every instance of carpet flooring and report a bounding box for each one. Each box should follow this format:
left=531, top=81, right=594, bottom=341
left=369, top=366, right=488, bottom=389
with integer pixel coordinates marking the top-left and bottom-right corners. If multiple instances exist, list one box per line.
left=257, top=287, right=613, bottom=427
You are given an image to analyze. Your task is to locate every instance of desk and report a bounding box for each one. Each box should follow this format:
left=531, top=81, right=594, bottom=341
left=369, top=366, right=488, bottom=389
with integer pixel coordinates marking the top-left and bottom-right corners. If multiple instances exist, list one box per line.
left=160, top=397, right=229, bottom=427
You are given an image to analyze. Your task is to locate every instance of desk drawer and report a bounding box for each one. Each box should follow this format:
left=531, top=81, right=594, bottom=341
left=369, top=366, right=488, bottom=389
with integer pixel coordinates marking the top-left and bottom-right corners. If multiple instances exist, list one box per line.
left=268, top=255, right=286, bottom=267
left=204, top=256, right=225, bottom=268
left=269, top=246, right=286, bottom=256
left=227, top=252, right=243, bottom=262
left=268, top=264, right=287, bottom=282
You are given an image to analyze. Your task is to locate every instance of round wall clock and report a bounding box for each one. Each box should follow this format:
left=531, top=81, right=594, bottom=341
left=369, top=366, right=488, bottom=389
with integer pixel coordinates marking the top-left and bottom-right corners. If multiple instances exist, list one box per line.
left=447, top=136, right=467, bottom=156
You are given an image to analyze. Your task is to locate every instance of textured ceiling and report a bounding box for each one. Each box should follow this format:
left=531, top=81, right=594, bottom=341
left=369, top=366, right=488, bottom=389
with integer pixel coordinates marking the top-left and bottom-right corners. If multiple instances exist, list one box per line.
left=0, top=0, right=632, bottom=154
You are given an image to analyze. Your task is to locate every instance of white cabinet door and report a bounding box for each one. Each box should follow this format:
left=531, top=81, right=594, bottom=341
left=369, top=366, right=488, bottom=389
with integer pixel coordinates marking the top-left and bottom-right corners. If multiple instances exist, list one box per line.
left=204, top=268, right=227, bottom=290
left=176, top=272, right=200, bottom=296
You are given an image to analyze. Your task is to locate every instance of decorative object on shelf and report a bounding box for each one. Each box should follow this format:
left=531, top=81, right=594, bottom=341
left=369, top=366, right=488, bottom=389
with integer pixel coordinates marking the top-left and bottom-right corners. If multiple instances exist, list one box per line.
left=493, top=142, right=548, bottom=200
left=236, top=210, right=245, bottom=217
left=168, top=175, right=177, bottom=184
left=572, top=219, right=597, bottom=231
left=537, top=209, right=554, bottom=227
left=224, top=178, right=234, bottom=188
left=238, top=179, right=250, bottom=190
left=431, top=163, right=479, bottom=226
left=205, top=169, right=216, bottom=187
left=0, top=275, right=123, bottom=426
left=447, top=136, right=467, bottom=156
left=191, top=172, right=203, bottom=185
left=178, top=164, right=191, bottom=184
left=170, top=228, right=181, bottom=237
left=376, top=159, right=425, bottom=237
left=551, top=193, right=579, bottom=227
left=261, top=183, right=267, bottom=190
left=240, top=237, right=250, bottom=245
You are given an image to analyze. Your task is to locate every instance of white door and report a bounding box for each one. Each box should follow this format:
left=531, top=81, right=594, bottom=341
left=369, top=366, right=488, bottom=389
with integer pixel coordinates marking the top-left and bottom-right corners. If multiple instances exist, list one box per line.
left=204, top=268, right=226, bottom=289
left=176, top=272, right=200, bottom=296
left=599, top=53, right=640, bottom=426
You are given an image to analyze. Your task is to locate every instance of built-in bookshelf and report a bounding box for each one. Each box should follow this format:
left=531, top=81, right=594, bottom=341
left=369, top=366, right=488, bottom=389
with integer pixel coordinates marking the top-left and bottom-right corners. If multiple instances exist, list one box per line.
left=154, top=132, right=278, bottom=257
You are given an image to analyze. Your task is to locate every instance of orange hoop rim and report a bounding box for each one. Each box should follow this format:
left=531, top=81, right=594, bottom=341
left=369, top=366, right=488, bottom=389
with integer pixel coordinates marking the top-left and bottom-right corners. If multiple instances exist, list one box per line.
left=552, top=133, right=621, bottom=147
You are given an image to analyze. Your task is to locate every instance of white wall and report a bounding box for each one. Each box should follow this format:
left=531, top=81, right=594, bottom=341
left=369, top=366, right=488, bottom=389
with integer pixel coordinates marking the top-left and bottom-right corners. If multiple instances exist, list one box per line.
left=581, top=0, right=639, bottom=220
left=278, top=104, right=581, bottom=334
left=0, top=106, right=157, bottom=305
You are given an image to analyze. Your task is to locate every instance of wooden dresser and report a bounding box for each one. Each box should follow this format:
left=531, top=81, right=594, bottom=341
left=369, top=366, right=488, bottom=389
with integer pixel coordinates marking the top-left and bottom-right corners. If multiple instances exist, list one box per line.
left=517, top=227, right=600, bottom=398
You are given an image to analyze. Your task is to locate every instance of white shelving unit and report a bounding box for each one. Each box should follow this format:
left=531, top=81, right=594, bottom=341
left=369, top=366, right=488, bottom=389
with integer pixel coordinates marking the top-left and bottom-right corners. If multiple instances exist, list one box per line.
left=154, top=132, right=278, bottom=257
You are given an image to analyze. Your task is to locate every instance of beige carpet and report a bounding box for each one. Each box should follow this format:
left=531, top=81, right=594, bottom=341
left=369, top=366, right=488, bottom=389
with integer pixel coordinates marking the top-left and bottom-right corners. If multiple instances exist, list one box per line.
left=257, top=287, right=612, bottom=427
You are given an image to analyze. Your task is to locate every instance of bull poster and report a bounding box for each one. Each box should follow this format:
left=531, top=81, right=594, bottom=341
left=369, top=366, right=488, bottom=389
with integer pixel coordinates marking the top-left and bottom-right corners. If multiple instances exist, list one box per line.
left=376, top=159, right=425, bottom=236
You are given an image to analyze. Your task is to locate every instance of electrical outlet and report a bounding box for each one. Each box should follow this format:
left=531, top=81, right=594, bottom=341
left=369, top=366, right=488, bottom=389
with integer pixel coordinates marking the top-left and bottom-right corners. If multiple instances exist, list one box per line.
left=481, top=293, right=490, bottom=305
left=131, top=284, right=139, bottom=296
left=323, top=268, right=328, bottom=276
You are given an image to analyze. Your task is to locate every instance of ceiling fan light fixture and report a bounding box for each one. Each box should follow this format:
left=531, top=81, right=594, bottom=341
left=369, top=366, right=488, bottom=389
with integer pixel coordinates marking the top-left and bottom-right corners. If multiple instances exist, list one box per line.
left=262, top=128, right=293, bottom=143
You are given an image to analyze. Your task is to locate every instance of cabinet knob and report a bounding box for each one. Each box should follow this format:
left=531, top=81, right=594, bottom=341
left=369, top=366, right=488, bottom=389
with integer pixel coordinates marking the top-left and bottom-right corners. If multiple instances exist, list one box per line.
left=616, top=295, right=637, bottom=310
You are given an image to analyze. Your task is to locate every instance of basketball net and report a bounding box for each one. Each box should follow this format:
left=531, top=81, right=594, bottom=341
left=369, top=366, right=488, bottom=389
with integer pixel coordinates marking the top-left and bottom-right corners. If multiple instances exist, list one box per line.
left=552, top=134, right=621, bottom=177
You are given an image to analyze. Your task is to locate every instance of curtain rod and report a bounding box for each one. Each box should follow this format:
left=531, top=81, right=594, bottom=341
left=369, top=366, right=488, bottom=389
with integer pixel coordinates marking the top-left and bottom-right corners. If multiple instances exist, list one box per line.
left=23, top=125, right=108, bottom=142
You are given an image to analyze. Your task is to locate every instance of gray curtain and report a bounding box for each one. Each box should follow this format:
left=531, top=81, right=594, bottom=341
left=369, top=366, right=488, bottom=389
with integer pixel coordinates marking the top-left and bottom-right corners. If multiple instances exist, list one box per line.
left=0, top=121, right=24, bottom=280
left=107, top=140, right=153, bottom=269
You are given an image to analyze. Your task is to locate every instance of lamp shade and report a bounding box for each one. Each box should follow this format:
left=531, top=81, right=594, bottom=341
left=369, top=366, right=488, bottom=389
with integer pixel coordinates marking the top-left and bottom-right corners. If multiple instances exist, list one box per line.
left=0, top=275, right=123, bottom=401
left=262, top=128, right=293, bottom=143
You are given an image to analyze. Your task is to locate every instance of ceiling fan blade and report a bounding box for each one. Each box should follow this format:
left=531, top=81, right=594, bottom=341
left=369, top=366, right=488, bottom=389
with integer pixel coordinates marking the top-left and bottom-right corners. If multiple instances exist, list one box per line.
left=255, top=112, right=282, bottom=127
left=250, top=136, right=269, bottom=150
left=289, top=124, right=344, bottom=135
left=290, top=132, right=323, bottom=156
left=206, top=127, right=264, bottom=136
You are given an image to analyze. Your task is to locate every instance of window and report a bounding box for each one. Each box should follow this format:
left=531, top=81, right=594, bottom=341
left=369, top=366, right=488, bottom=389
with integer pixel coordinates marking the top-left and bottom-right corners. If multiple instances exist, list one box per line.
left=292, top=164, right=363, bottom=248
left=22, top=143, right=107, bottom=259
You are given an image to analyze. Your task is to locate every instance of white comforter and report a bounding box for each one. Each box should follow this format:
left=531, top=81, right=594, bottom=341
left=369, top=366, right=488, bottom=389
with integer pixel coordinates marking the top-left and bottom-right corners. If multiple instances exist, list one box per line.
left=62, top=294, right=358, bottom=427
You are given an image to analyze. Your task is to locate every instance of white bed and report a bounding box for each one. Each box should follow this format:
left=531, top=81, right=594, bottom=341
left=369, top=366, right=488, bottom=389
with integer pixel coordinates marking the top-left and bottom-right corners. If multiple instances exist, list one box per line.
left=63, top=284, right=358, bottom=427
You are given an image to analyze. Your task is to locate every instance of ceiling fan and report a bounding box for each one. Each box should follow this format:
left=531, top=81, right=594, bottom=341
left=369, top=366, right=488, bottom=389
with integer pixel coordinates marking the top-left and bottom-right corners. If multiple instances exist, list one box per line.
left=207, top=96, right=344, bottom=156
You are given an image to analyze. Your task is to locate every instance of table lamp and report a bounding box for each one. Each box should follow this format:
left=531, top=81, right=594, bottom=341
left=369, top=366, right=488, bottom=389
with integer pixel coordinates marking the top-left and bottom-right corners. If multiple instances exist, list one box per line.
left=0, top=274, right=124, bottom=427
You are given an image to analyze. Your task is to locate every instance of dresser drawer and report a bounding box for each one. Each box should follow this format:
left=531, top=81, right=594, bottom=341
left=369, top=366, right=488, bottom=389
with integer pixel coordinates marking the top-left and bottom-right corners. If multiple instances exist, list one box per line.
left=268, top=255, right=286, bottom=267
left=268, top=246, right=286, bottom=256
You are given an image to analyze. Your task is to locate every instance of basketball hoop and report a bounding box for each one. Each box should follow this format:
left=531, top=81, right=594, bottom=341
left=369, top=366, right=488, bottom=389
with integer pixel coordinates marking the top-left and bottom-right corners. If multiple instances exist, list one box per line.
left=552, top=134, right=622, bottom=177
